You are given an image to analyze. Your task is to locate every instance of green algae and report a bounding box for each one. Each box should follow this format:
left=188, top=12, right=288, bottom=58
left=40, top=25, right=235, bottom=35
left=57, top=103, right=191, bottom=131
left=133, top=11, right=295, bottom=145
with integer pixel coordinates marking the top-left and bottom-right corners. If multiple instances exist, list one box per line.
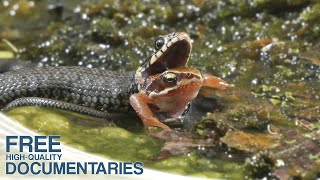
left=6, top=106, right=163, bottom=162
left=1, top=0, right=320, bottom=179
left=151, top=152, right=244, bottom=179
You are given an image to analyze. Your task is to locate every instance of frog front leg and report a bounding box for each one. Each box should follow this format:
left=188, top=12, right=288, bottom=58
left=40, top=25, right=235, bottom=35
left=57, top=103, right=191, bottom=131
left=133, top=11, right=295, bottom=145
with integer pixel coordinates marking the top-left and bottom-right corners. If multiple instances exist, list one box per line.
left=130, top=93, right=170, bottom=130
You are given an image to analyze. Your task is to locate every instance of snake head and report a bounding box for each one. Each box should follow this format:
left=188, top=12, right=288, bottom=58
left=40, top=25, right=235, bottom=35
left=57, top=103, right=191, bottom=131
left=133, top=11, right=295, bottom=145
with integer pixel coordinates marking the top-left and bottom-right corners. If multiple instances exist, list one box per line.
left=135, top=32, right=192, bottom=90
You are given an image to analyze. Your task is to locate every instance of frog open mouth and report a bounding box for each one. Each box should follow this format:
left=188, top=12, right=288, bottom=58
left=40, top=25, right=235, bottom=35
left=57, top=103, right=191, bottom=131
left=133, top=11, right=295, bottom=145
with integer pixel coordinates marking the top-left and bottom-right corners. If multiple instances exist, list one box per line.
left=137, top=32, right=192, bottom=80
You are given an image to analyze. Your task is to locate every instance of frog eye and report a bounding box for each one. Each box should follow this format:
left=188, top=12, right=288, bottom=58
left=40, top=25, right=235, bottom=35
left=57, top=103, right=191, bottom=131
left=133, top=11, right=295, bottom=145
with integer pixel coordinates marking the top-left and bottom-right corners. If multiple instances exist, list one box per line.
left=162, top=72, right=177, bottom=85
left=182, top=103, right=191, bottom=116
left=155, top=36, right=165, bottom=50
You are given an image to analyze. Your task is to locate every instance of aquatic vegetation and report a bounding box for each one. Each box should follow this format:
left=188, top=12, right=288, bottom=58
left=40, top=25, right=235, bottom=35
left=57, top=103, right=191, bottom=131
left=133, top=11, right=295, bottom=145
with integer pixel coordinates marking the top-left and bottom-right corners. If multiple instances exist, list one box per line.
left=1, top=0, right=319, bottom=179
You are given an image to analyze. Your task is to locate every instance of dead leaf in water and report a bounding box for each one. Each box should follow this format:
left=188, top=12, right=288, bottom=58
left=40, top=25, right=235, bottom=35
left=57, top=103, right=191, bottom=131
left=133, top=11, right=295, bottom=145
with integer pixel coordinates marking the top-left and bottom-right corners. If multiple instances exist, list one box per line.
left=221, top=130, right=280, bottom=152
left=150, top=130, right=215, bottom=160
left=300, top=50, right=320, bottom=66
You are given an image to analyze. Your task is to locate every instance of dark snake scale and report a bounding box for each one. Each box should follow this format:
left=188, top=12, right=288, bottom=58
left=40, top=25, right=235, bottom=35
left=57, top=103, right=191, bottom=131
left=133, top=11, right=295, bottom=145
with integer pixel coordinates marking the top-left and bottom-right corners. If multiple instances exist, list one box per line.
left=0, top=33, right=193, bottom=127
left=0, top=66, right=138, bottom=118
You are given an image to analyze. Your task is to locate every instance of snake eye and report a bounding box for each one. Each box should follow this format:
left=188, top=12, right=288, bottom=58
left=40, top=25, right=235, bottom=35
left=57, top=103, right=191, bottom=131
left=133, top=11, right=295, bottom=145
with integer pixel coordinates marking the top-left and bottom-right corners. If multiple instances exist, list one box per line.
left=162, top=72, right=177, bottom=85
left=155, top=37, right=165, bottom=50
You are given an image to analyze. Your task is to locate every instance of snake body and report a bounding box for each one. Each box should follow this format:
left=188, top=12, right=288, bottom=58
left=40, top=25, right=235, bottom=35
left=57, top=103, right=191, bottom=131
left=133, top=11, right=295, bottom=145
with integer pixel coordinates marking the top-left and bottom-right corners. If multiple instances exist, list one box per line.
left=0, top=66, right=137, bottom=117
left=0, top=32, right=192, bottom=120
